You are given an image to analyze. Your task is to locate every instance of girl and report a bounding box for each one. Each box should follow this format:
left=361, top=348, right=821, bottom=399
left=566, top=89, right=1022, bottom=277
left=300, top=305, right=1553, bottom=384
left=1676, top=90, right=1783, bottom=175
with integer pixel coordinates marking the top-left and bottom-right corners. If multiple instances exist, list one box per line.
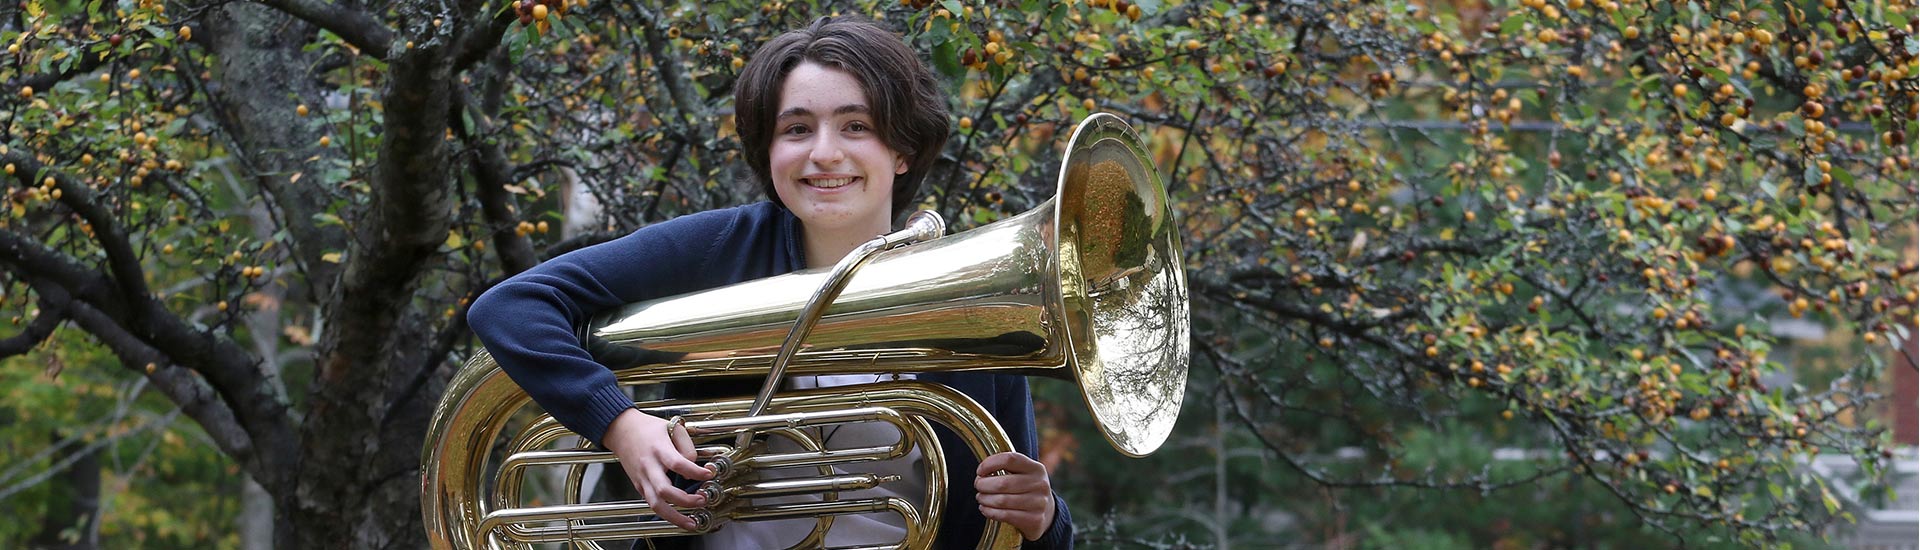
left=468, top=16, right=1073, bottom=549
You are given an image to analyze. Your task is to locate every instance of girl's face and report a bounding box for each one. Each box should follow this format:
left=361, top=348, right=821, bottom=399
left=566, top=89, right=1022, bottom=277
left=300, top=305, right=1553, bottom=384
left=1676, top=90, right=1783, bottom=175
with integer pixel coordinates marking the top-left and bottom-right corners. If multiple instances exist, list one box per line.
left=768, top=61, right=906, bottom=236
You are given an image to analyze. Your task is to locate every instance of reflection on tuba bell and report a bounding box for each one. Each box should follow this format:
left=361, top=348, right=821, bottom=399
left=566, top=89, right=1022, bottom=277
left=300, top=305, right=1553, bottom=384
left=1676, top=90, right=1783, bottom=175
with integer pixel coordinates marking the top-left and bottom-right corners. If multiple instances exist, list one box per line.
left=421, top=113, right=1190, bottom=549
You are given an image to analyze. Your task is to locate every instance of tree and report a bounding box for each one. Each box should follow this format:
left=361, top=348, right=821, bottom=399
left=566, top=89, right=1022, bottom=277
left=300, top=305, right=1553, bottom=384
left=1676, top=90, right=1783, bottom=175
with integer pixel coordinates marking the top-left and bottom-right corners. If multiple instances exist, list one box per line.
left=2, top=0, right=1913, bottom=547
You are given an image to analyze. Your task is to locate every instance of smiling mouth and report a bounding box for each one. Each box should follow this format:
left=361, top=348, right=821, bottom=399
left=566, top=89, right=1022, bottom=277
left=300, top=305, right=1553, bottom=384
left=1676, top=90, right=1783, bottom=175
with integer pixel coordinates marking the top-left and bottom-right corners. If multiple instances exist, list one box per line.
left=803, top=177, right=858, bottom=189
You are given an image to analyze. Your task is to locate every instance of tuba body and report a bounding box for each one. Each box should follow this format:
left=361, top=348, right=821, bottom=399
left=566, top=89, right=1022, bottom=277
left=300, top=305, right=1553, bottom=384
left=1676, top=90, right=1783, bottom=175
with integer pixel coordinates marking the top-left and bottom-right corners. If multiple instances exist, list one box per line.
left=421, top=113, right=1189, bottom=549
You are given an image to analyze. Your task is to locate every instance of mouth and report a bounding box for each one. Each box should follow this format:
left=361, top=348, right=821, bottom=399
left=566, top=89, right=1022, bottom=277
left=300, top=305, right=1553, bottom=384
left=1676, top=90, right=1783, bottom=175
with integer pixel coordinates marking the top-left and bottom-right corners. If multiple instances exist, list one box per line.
left=802, top=176, right=859, bottom=189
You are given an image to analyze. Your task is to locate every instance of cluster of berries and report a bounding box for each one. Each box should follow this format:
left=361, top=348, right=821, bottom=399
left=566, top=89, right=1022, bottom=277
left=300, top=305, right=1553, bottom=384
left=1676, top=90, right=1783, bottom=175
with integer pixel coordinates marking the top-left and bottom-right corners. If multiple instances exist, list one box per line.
left=515, top=0, right=572, bottom=28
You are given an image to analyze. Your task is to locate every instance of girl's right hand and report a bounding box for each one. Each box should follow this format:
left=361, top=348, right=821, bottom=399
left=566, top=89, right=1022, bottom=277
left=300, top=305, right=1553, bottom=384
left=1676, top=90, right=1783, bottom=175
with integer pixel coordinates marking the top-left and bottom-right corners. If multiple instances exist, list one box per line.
left=600, top=408, right=716, bottom=530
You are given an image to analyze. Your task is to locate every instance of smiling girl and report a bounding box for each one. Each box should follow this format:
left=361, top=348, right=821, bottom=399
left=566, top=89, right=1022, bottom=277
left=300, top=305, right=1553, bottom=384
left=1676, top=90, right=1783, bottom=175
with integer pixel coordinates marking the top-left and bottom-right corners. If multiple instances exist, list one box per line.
left=468, top=16, right=1073, bottom=550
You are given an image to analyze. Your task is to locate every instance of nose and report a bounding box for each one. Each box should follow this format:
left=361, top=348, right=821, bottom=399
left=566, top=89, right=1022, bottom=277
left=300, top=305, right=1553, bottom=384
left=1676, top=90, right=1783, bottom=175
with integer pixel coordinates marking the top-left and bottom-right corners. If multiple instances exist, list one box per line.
left=808, top=131, right=845, bottom=166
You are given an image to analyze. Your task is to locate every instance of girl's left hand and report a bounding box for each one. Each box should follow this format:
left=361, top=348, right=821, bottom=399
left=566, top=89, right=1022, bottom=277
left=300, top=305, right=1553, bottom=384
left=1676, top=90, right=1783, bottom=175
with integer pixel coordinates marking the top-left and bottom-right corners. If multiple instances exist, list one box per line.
left=973, top=451, right=1057, bottom=541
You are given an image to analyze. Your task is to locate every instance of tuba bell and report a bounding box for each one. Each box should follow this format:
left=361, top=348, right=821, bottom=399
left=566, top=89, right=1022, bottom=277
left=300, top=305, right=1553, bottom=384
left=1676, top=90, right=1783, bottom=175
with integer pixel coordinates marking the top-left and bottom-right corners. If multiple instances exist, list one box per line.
left=421, top=113, right=1190, bottom=549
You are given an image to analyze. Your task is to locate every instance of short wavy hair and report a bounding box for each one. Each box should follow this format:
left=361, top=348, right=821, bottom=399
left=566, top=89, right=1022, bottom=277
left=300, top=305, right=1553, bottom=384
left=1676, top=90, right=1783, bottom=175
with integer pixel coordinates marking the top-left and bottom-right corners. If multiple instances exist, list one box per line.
left=734, top=16, right=950, bottom=219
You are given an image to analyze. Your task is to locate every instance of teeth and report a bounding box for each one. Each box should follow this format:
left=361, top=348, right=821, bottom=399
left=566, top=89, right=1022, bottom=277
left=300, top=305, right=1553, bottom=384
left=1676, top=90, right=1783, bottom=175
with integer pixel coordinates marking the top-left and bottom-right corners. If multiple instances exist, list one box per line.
left=807, top=177, right=855, bottom=189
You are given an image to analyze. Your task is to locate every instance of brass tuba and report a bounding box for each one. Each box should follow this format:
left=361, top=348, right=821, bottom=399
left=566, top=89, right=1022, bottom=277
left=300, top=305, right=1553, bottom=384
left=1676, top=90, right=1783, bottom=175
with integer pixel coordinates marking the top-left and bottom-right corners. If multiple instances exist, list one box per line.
left=421, top=113, right=1190, bottom=549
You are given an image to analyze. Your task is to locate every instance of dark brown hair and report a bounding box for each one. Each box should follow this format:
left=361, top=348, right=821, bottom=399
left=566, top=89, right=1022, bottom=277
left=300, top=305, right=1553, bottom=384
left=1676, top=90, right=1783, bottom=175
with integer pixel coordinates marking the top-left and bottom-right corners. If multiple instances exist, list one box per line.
left=734, top=16, right=950, bottom=218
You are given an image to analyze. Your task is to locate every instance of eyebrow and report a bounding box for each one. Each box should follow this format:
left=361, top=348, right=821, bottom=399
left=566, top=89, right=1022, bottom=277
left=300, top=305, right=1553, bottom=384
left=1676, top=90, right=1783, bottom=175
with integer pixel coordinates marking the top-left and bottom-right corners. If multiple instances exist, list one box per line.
left=776, top=104, right=872, bottom=119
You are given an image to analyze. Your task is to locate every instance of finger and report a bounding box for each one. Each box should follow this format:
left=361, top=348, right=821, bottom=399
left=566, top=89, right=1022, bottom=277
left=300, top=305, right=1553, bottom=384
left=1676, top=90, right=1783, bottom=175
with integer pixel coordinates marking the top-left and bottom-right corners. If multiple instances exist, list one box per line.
left=977, top=492, right=1048, bottom=512
left=976, top=451, right=1044, bottom=477
left=658, top=449, right=715, bottom=480
left=978, top=505, right=1009, bottom=522
left=977, top=505, right=1039, bottom=538
left=637, top=477, right=696, bottom=530
left=974, top=471, right=1046, bottom=495
left=975, top=452, right=1014, bottom=476
left=670, top=421, right=699, bottom=459
left=648, top=468, right=709, bottom=509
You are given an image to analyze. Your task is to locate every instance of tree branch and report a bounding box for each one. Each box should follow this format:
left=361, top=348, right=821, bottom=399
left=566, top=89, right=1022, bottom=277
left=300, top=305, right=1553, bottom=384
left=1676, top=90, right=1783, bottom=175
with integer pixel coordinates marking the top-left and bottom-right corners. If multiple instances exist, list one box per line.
left=251, top=0, right=394, bottom=59
left=453, top=85, right=538, bottom=274
left=0, top=229, right=296, bottom=492
left=1, top=150, right=154, bottom=321
left=0, top=289, right=65, bottom=356
left=2, top=47, right=108, bottom=98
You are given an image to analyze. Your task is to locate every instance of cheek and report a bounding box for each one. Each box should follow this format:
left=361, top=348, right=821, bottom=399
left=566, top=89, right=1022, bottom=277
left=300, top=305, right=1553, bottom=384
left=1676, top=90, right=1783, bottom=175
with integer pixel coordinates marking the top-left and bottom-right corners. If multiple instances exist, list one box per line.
left=768, top=144, right=804, bottom=175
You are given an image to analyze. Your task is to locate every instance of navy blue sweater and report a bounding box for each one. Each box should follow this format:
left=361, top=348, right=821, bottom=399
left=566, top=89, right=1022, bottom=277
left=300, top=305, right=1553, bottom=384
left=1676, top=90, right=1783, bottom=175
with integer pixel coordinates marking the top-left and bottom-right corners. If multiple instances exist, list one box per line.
left=468, top=202, right=1073, bottom=549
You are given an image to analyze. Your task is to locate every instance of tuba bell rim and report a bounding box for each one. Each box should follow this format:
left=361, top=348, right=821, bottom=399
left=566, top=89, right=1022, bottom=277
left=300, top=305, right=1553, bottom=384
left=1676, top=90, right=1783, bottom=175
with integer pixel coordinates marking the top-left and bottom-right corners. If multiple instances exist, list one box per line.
left=1048, top=113, right=1192, bottom=458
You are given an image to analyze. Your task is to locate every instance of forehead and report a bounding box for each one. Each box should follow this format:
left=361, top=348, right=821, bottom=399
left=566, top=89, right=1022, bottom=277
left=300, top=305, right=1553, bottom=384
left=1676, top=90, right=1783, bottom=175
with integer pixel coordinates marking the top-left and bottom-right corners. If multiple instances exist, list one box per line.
left=777, top=62, right=871, bottom=115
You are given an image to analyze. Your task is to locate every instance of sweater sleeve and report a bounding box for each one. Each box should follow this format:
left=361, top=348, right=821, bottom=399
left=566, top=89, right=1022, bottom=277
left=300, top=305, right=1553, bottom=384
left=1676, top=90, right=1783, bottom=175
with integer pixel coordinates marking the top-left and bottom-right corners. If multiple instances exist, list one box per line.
left=467, top=208, right=747, bottom=445
left=999, top=376, right=1075, bottom=550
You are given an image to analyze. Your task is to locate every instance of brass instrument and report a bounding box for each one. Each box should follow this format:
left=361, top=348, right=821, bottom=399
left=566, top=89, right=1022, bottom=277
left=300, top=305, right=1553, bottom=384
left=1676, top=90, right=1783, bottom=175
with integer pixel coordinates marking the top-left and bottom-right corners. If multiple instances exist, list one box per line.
left=421, top=113, right=1190, bottom=549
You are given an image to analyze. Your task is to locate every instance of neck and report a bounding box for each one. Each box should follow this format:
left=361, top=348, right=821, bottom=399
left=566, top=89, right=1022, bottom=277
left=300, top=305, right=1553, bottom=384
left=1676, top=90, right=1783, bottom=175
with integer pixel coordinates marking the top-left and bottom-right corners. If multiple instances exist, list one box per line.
left=802, top=220, right=892, bottom=269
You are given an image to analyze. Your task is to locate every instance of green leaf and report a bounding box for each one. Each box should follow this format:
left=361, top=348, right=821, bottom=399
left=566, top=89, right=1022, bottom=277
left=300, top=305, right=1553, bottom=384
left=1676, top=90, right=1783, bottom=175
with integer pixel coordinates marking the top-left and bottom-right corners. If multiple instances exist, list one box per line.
left=931, top=39, right=963, bottom=81
left=1500, top=14, right=1528, bottom=36
left=1831, top=166, right=1854, bottom=186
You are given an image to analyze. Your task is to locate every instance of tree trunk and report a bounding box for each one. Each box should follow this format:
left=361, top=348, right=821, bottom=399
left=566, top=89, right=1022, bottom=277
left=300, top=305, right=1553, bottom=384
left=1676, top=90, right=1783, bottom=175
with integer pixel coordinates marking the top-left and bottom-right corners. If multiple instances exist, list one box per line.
left=239, top=477, right=274, bottom=550
left=195, top=3, right=435, bottom=547
left=27, top=435, right=98, bottom=550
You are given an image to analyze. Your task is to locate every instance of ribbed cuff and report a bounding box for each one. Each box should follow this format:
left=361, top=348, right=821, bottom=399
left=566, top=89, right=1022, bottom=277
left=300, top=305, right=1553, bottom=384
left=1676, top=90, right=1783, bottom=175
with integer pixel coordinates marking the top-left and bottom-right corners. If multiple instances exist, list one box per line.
left=1022, top=494, right=1074, bottom=549
left=576, top=384, right=639, bottom=445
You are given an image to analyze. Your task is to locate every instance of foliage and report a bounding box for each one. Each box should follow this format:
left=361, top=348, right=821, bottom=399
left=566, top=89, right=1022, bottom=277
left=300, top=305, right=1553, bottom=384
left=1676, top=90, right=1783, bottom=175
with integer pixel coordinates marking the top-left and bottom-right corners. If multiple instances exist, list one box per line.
left=0, top=330, right=240, bottom=547
left=0, top=0, right=1913, bottom=546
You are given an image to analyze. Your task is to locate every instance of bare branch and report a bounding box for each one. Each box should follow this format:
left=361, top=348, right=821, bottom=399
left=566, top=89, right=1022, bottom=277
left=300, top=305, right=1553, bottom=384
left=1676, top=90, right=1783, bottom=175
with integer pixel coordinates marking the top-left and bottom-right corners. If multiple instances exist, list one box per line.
left=251, top=0, right=394, bottom=59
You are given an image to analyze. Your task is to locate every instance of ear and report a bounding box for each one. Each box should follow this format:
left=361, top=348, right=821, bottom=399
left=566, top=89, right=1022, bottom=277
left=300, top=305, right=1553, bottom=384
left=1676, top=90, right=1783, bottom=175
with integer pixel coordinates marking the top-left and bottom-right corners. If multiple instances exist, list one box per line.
left=894, top=153, right=910, bottom=175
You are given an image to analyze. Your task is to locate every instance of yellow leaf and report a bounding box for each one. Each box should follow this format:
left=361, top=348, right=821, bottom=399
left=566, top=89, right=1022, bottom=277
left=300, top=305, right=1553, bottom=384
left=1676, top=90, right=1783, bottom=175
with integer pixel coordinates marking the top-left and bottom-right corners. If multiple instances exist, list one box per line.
left=321, top=252, right=342, bottom=263
left=445, top=230, right=464, bottom=249
left=502, top=184, right=527, bottom=195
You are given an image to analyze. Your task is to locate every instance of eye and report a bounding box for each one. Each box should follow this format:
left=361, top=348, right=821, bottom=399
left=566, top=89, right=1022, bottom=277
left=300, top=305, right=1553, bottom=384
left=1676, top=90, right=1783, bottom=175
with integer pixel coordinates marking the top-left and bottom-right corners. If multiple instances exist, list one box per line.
left=844, top=121, right=871, bottom=133
left=781, top=124, right=812, bottom=136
